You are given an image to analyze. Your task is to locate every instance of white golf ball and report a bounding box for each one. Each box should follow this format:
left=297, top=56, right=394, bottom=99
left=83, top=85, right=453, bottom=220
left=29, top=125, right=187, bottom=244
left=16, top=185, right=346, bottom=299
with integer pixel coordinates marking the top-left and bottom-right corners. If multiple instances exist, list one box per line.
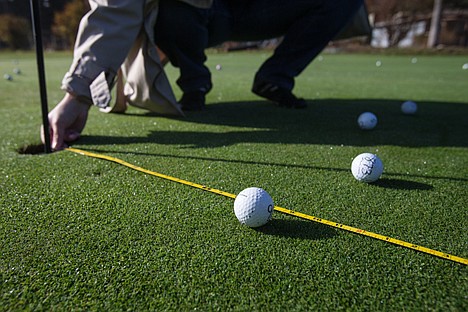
left=3, top=74, right=12, bottom=81
left=401, top=100, right=418, bottom=115
left=357, top=112, right=378, bottom=130
left=234, top=187, right=274, bottom=228
left=13, top=68, right=21, bottom=75
left=351, top=153, right=384, bottom=183
left=376, top=60, right=382, bottom=67
left=215, top=64, right=222, bottom=71
left=462, top=63, right=468, bottom=70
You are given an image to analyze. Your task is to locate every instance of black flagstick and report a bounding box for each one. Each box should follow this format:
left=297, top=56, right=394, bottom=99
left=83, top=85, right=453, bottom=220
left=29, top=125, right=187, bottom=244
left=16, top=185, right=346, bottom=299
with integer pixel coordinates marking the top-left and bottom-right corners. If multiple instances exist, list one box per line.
left=30, top=0, right=52, bottom=153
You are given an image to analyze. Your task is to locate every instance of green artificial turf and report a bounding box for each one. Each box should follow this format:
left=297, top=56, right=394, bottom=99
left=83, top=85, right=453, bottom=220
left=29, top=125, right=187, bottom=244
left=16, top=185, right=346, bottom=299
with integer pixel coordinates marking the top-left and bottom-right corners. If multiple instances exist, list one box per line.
left=1, top=50, right=467, bottom=311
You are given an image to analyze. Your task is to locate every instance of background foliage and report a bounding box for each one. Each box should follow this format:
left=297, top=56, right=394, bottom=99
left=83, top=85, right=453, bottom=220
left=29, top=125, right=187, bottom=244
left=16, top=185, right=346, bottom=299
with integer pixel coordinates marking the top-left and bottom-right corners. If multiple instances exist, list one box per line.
left=1, top=0, right=468, bottom=50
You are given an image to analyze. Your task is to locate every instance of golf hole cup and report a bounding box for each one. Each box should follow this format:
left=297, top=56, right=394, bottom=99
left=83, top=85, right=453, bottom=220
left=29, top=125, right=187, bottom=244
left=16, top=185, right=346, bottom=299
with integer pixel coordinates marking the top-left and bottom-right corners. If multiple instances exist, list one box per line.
left=351, top=153, right=384, bottom=183
left=234, top=187, right=274, bottom=228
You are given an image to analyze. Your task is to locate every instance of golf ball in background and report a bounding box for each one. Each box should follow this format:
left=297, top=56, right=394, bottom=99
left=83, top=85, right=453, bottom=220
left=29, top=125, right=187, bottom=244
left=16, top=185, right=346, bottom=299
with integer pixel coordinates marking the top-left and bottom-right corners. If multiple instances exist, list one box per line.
left=357, top=112, right=378, bottom=130
left=462, top=63, right=468, bottom=70
left=234, top=187, right=274, bottom=228
left=351, top=153, right=384, bottom=183
left=13, top=68, right=21, bottom=75
left=401, top=100, right=418, bottom=115
left=376, top=60, right=382, bottom=67
left=3, top=74, right=12, bottom=81
left=215, top=64, right=222, bottom=71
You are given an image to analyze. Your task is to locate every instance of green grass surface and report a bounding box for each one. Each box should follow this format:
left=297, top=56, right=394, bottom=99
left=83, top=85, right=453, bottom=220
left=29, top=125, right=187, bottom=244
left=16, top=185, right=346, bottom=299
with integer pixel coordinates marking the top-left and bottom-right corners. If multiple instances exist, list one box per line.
left=1, top=50, right=468, bottom=311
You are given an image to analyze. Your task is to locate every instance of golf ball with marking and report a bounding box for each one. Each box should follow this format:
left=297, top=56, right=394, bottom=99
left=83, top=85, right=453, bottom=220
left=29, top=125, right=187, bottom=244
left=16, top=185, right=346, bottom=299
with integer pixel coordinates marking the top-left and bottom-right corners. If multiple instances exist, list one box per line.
left=234, top=187, right=274, bottom=228
left=401, top=100, right=418, bottom=115
left=351, top=153, right=384, bottom=183
left=357, top=112, right=378, bottom=130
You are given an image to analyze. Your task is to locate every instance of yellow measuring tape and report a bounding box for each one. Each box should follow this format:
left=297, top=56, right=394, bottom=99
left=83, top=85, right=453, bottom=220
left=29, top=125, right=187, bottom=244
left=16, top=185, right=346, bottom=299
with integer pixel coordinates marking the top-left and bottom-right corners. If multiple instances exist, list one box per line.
left=66, top=147, right=468, bottom=266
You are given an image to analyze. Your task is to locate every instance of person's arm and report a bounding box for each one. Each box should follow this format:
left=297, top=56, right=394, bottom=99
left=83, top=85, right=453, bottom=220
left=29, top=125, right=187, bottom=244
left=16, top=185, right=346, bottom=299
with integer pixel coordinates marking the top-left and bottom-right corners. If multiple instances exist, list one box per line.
left=45, top=0, right=146, bottom=150
left=63, top=0, right=146, bottom=105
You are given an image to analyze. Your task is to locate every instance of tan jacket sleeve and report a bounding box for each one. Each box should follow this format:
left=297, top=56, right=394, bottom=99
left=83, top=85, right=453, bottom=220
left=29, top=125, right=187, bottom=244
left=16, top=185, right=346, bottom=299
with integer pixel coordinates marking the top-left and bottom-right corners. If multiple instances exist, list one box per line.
left=62, top=0, right=146, bottom=107
left=62, top=0, right=213, bottom=115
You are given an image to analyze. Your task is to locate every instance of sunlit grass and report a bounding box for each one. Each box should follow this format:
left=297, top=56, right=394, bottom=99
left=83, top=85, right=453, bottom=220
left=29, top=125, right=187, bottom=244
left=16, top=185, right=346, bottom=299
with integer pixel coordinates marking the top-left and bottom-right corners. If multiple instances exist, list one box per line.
left=1, top=50, right=467, bottom=311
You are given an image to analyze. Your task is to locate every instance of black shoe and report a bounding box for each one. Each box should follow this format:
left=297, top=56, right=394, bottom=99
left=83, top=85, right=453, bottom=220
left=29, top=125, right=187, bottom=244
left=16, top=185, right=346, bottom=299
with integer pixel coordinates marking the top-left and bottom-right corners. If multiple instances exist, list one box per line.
left=252, top=82, right=307, bottom=109
left=179, top=91, right=206, bottom=111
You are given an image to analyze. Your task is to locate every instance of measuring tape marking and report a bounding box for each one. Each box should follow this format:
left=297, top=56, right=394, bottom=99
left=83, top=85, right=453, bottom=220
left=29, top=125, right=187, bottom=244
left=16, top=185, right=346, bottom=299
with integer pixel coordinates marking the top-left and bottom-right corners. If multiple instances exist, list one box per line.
left=66, top=147, right=467, bottom=266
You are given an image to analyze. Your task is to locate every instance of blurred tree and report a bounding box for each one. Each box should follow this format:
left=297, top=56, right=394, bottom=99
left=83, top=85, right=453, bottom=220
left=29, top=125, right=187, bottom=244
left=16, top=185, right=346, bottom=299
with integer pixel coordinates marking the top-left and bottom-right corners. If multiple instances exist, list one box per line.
left=426, top=0, right=468, bottom=47
left=365, top=0, right=468, bottom=47
left=365, top=0, right=432, bottom=46
left=366, top=0, right=434, bottom=22
left=0, top=14, right=31, bottom=49
left=446, top=0, right=468, bottom=7
left=52, top=0, right=89, bottom=49
left=0, top=1, right=69, bottom=33
left=428, top=0, right=443, bottom=47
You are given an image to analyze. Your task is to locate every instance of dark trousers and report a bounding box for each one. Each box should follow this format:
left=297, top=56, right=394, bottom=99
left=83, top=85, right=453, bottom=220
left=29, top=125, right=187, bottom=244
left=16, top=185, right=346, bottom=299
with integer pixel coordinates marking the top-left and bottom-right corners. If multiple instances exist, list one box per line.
left=155, top=0, right=363, bottom=94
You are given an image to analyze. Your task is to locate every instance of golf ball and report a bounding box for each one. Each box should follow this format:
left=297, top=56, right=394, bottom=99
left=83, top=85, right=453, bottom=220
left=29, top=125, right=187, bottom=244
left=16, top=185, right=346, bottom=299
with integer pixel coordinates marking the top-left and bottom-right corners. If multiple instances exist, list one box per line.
left=3, top=74, right=12, bottom=81
left=462, top=63, right=468, bottom=70
left=13, top=68, right=21, bottom=75
left=215, top=64, right=222, bottom=71
left=234, top=187, right=274, bottom=228
left=401, top=100, right=418, bottom=115
left=376, top=60, right=382, bottom=67
left=351, top=153, right=384, bottom=183
left=357, top=112, right=378, bottom=130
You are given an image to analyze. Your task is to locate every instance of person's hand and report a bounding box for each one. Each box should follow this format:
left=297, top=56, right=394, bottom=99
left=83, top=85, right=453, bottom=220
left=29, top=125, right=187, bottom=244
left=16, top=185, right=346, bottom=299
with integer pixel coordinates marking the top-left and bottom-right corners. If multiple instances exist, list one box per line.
left=41, top=93, right=91, bottom=151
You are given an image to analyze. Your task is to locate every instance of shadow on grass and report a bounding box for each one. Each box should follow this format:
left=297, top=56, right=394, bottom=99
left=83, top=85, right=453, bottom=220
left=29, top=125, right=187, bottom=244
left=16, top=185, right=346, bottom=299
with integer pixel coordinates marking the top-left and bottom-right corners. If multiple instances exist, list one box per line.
left=372, top=178, right=433, bottom=190
left=256, top=218, right=337, bottom=240
left=23, top=98, right=468, bottom=149
left=18, top=99, right=467, bottom=184
left=85, top=98, right=468, bottom=148
left=65, top=147, right=465, bottom=184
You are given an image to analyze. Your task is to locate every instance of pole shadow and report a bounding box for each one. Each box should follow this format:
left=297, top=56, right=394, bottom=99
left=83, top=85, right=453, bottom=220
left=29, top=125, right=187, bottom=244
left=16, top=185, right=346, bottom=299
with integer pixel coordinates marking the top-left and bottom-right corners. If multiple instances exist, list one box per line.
left=372, top=178, right=433, bottom=190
